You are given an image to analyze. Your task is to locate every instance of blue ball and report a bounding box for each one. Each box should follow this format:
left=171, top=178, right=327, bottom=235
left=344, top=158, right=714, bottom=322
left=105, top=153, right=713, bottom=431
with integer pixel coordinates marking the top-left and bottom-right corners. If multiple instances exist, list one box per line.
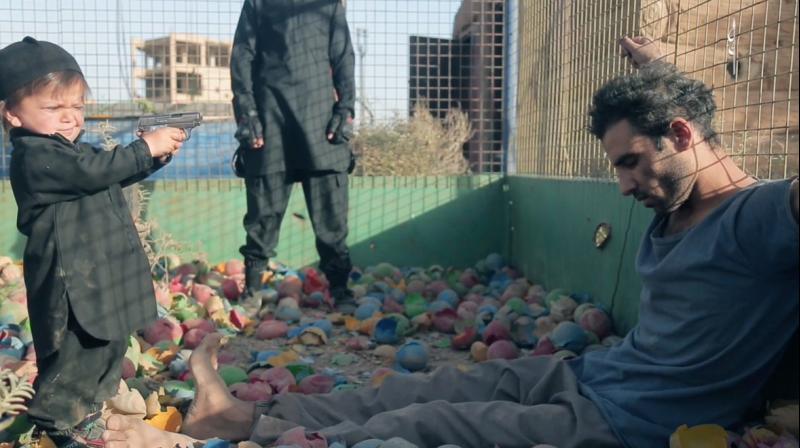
left=311, top=319, right=334, bottom=337
left=390, top=288, right=406, bottom=303
left=0, top=323, right=22, bottom=337
left=286, top=323, right=310, bottom=339
left=371, top=281, right=392, bottom=293
left=550, top=321, right=588, bottom=353
left=355, top=302, right=380, bottom=321
left=275, top=306, right=302, bottom=322
left=396, top=340, right=429, bottom=372
left=437, top=289, right=459, bottom=308
left=252, top=350, right=281, bottom=363
left=427, top=300, right=453, bottom=314
left=358, top=296, right=384, bottom=308
left=202, top=438, right=232, bottom=448
left=0, top=336, right=25, bottom=360
left=485, top=253, right=505, bottom=271
left=374, top=317, right=400, bottom=345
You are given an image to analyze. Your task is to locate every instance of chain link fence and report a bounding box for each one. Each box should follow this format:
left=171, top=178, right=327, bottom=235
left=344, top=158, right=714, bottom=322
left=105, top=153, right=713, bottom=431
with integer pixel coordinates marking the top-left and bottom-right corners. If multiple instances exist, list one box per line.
left=1, top=1, right=797, bottom=180
left=515, top=0, right=798, bottom=180
left=0, top=0, right=513, bottom=178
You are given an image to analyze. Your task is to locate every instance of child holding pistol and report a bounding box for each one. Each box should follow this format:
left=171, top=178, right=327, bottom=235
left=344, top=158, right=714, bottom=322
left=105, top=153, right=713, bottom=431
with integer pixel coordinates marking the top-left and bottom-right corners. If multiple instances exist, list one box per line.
left=0, top=36, right=184, bottom=447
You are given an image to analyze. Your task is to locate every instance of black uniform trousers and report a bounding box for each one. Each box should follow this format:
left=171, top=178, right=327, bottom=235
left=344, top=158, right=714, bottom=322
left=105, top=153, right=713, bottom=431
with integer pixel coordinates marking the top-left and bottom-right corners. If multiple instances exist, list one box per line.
left=240, top=170, right=352, bottom=289
left=27, top=289, right=127, bottom=431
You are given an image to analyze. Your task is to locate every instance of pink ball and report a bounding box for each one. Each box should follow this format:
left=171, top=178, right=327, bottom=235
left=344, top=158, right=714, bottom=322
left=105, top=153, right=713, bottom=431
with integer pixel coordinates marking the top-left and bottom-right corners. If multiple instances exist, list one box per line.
left=406, top=279, right=426, bottom=294
left=229, top=382, right=272, bottom=401
left=532, top=337, right=556, bottom=356
left=182, top=328, right=210, bottom=350
left=121, top=357, right=137, bottom=379
left=459, top=270, right=480, bottom=288
left=525, top=285, right=546, bottom=304
left=181, top=319, right=216, bottom=334
left=154, top=285, right=172, bottom=308
left=225, top=259, right=245, bottom=276
left=255, top=320, right=289, bottom=340
left=579, top=308, right=612, bottom=340
left=275, top=427, right=326, bottom=448
left=487, top=340, right=520, bottom=360
left=464, top=293, right=482, bottom=304
left=345, top=336, right=370, bottom=351
left=432, top=308, right=457, bottom=333
left=424, top=280, right=449, bottom=299
left=222, top=278, right=243, bottom=300
left=263, top=367, right=296, bottom=394
left=382, top=298, right=405, bottom=314
left=451, top=327, right=478, bottom=350
left=143, top=317, right=182, bottom=345
left=277, top=276, right=303, bottom=299
left=482, top=320, right=511, bottom=345
left=302, top=268, right=328, bottom=295
left=534, top=316, right=558, bottom=338
left=500, top=283, right=526, bottom=304
left=458, top=300, right=480, bottom=315
left=191, top=284, right=215, bottom=305
left=0, top=264, right=22, bottom=284
left=298, top=374, right=335, bottom=394
left=217, top=351, right=237, bottom=365
left=229, top=309, right=249, bottom=329
left=169, top=277, right=188, bottom=294
left=248, top=368, right=269, bottom=383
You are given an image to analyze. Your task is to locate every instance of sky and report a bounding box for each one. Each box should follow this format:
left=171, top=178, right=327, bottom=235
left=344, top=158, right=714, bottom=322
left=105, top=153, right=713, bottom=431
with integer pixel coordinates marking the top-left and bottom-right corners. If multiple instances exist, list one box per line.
left=0, top=0, right=465, bottom=121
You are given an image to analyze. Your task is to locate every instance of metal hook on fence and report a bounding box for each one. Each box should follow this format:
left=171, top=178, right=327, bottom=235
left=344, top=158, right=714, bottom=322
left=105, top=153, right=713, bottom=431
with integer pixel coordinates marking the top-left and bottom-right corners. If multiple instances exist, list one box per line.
left=727, top=18, right=738, bottom=79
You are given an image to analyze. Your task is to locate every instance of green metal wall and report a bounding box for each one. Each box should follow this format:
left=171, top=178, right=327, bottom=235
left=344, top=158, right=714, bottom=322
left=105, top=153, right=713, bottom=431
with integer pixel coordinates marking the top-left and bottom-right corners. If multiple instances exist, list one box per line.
left=1, top=175, right=649, bottom=333
left=505, top=176, right=653, bottom=334
left=0, top=176, right=505, bottom=271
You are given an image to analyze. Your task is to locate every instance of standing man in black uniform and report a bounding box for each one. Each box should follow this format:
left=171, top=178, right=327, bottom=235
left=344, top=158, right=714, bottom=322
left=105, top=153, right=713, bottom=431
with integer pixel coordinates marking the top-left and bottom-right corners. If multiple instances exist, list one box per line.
left=231, top=0, right=357, bottom=311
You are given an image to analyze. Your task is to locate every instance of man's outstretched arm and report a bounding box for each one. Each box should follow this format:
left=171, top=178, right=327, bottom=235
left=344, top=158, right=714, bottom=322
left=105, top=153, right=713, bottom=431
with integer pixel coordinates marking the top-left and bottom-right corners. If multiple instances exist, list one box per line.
left=618, top=35, right=666, bottom=68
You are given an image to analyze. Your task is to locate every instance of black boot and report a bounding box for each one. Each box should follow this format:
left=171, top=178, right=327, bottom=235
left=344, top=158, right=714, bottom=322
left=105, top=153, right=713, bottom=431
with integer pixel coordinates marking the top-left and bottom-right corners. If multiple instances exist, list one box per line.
left=330, top=285, right=357, bottom=314
left=244, top=259, right=267, bottom=293
left=242, top=259, right=267, bottom=312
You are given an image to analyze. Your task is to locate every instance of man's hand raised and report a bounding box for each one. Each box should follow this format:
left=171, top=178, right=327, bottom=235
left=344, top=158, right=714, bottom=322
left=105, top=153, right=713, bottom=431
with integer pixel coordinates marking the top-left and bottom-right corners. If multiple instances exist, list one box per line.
left=619, top=36, right=664, bottom=68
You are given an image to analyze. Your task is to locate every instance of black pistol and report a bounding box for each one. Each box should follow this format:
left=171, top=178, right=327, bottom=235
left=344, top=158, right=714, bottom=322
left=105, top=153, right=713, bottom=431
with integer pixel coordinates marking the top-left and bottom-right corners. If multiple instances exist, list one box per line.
left=137, top=112, right=203, bottom=140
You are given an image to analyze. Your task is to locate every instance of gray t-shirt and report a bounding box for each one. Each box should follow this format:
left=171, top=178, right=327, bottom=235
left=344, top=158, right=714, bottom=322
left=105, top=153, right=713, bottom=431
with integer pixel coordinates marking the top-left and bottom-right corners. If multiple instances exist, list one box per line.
left=569, top=178, right=799, bottom=448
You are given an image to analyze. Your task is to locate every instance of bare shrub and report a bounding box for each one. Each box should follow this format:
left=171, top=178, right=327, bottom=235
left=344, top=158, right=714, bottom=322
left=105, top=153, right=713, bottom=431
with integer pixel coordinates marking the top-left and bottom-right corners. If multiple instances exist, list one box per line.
left=352, top=102, right=473, bottom=176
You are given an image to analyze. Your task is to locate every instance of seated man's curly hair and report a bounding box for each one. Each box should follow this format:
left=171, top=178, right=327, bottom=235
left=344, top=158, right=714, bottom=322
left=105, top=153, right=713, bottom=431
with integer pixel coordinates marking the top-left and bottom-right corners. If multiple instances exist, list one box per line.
left=589, top=62, right=720, bottom=149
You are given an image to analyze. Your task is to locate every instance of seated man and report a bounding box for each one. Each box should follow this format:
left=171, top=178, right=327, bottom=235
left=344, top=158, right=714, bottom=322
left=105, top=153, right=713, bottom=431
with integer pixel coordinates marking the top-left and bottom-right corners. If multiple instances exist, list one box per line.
left=101, top=38, right=799, bottom=448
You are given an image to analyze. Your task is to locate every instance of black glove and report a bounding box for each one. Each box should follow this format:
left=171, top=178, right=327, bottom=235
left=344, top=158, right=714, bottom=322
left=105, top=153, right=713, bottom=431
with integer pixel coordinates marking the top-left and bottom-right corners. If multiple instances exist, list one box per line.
left=326, top=110, right=354, bottom=144
left=232, top=96, right=263, bottom=147
left=235, top=110, right=263, bottom=147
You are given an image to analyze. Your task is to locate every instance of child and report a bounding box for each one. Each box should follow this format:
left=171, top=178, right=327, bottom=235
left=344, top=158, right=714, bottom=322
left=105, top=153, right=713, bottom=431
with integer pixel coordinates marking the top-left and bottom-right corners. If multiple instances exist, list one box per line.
left=0, top=36, right=185, bottom=447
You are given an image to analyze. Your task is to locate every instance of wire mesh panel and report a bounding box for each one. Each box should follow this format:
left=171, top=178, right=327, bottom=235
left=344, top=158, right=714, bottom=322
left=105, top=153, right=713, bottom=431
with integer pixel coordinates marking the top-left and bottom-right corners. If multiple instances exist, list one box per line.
left=0, top=0, right=511, bottom=178
left=0, top=0, right=514, bottom=267
left=515, top=0, right=799, bottom=180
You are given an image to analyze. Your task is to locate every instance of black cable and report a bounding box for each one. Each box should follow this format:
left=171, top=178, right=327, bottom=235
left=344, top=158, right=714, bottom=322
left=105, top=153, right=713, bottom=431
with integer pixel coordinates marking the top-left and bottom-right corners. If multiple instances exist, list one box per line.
left=609, top=197, right=636, bottom=317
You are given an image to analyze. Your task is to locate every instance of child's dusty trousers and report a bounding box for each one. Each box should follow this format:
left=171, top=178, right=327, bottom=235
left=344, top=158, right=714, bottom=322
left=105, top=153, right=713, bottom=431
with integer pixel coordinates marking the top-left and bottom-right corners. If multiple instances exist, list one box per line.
left=251, top=356, right=622, bottom=448
left=26, top=309, right=127, bottom=431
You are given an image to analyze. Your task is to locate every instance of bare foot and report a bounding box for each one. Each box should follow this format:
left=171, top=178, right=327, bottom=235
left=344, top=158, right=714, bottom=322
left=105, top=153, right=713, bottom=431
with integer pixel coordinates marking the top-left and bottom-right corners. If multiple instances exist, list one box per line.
left=103, top=414, right=200, bottom=448
left=181, top=332, right=256, bottom=441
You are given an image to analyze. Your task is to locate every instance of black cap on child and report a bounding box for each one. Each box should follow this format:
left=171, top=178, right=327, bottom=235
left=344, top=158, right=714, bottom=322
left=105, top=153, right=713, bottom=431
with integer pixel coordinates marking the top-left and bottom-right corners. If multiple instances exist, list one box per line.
left=0, top=36, right=83, bottom=102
